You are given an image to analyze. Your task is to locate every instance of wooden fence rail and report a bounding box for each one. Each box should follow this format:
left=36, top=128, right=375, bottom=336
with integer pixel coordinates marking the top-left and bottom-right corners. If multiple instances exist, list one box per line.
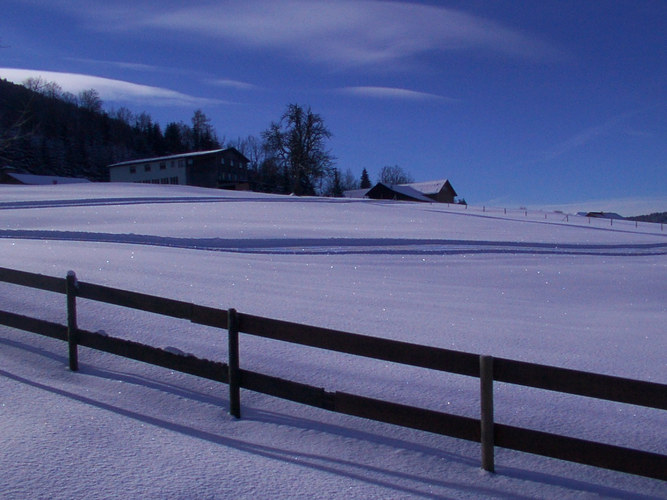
left=0, top=266, right=665, bottom=480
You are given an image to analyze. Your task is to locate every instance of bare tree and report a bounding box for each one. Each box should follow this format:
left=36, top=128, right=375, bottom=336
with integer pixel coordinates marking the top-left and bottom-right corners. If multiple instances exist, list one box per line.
left=262, top=103, right=334, bottom=195
left=378, top=164, right=413, bottom=185
left=228, top=135, right=264, bottom=171
left=111, top=106, right=134, bottom=125
left=78, top=89, right=103, bottom=113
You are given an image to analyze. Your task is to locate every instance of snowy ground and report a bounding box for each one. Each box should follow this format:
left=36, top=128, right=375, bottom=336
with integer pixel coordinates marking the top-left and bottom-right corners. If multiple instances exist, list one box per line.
left=1, top=183, right=665, bottom=499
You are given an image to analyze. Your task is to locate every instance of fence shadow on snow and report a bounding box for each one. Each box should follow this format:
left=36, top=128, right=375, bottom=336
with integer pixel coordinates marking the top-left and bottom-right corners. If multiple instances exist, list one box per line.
left=0, top=266, right=665, bottom=480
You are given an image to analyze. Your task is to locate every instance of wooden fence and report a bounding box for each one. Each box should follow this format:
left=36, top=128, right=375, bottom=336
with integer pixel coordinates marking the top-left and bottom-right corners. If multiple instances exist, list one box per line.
left=0, top=266, right=665, bottom=480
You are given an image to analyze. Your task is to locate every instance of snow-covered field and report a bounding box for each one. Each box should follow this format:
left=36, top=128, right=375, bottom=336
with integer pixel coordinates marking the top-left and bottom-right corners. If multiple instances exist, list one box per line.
left=1, top=183, right=665, bottom=499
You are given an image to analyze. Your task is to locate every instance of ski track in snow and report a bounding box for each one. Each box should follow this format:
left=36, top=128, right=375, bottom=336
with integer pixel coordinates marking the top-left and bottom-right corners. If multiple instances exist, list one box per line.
left=2, top=229, right=666, bottom=256
left=2, top=186, right=666, bottom=498
left=0, top=195, right=359, bottom=210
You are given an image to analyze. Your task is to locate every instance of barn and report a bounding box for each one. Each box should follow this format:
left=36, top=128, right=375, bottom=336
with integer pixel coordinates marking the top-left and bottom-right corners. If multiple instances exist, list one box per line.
left=345, top=179, right=458, bottom=203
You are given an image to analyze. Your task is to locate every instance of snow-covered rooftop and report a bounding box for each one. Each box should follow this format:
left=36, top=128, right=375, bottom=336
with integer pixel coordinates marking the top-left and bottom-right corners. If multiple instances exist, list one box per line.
left=5, top=172, right=91, bottom=185
left=401, top=179, right=453, bottom=196
left=108, top=147, right=248, bottom=168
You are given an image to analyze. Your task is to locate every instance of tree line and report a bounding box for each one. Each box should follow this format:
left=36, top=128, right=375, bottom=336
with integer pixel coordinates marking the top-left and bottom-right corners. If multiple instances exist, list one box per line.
left=0, top=78, right=224, bottom=181
left=0, top=77, right=414, bottom=194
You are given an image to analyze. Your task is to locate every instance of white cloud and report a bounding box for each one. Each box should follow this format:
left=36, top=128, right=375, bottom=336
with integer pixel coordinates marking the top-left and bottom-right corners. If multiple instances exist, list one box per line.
left=0, top=68, right=222, bottom=107
left=63, top=0, right=562, bottom=68
left=207, top=78, right=260, bottom=91
left=338, top=86, right=457, bottom=102
left=65, top=57, right=163, bottom=73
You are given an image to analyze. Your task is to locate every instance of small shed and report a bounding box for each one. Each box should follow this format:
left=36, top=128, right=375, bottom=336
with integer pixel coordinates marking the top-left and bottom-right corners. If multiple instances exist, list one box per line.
left=0, top=167, right=91, bottom=185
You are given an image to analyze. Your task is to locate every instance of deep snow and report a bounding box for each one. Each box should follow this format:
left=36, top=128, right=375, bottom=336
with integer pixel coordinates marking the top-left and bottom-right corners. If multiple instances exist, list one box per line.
left=0, top=183, right=665, bottom=499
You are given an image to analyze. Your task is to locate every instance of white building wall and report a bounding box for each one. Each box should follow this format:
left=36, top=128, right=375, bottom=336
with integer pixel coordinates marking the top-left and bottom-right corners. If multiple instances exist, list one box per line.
left=110, top=158, right=188, bottom=185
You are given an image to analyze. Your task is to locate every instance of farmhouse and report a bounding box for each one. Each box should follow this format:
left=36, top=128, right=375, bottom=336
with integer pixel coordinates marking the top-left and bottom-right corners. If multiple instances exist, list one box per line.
left=345, top=179, right=458, bottom=203
left=108, top=148, right=250, bottom=190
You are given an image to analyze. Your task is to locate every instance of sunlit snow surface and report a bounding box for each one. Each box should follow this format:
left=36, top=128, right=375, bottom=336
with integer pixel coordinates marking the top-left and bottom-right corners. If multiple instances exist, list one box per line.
left=1, top=184, right=665, bottom=499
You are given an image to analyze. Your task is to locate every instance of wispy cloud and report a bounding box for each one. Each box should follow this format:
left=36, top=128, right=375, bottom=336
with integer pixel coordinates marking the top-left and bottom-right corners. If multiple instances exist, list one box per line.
left=150, top=1, right=561, bottom=67
left=206, top=78, right=260, bottom=91
left=338, top=86, right=458, bottom=102
left=65, top=57, right=163, bottom=73
left=62, top=0, right=562, bottom=69
left=0, top=68, right=224, bottom=106
left=543, top=111, right=636, bottom=161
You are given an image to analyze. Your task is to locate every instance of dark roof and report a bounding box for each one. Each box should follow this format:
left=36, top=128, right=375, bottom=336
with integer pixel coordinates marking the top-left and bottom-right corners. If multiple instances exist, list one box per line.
left=585, top=212, right=625, bottom=220
left=344, top=178, right=457, bottom=201
left=365, top=182, right=434, bottom=202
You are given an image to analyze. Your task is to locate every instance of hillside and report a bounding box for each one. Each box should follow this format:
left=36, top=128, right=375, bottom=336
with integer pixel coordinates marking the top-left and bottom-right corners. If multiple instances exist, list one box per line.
left=628, top=212, right=667, bottom=224
left=1, top=184, right=665, bottom=499
left=0, top=79, right=189, bottom=180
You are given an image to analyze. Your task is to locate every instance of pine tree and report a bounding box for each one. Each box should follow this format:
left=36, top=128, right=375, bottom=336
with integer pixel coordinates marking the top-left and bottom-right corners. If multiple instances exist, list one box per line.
left=360, top=168, right=371, bottom=189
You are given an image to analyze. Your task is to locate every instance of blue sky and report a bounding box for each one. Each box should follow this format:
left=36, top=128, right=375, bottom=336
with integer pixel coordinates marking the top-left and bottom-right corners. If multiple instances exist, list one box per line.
left=1, top=0, right=665, bottom=213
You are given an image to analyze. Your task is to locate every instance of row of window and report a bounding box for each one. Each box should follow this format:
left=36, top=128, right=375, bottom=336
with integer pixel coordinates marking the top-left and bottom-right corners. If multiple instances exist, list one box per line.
left=137, top=177, right=179, bottom=185
left=220, top=172, right=242, bottom=182
left=128, top=159, right=188, bottom=174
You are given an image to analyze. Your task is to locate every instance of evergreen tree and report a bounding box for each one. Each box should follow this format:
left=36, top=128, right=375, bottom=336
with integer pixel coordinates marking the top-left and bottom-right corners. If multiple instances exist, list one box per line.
left=360, top=168, right=371, bottom=189
left=191, top=109, right=219, bottom=151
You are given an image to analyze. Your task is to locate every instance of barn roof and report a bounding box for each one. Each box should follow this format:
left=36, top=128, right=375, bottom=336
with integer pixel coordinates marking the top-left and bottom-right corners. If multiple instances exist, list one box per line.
left=387, top=184, right=434, bottom=202
left=401, top=179, right=457, bottom=197
left=343, top=188, right=371, bottom=198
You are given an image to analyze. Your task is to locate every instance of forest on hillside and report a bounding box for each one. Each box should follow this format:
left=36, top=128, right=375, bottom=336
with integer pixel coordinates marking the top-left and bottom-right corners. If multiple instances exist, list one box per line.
left=0, top=78, right=225, bottom=181
left=0, top=78, right=365, bottom=195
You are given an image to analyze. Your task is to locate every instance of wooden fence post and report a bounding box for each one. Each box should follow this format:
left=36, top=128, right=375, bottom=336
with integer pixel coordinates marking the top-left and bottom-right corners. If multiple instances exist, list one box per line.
left=228, top=308, right=241, bottom=418
left=66, top=271, right=79, bottom=371
left=480, top=355, right=494, bottom=472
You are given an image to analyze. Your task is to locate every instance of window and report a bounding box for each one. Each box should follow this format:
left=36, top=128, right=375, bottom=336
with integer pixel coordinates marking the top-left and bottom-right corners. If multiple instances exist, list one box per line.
left=179, top=160, right=185, bottom=168
left=160, top=178, right=169, bottom=184
left=129, top=166, right=136, bottom=174
left=145, top=164, right=151, bottom=172
left=160, top=162, right=166, bottom=170
left=170, top=177, right=179, bottom=184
